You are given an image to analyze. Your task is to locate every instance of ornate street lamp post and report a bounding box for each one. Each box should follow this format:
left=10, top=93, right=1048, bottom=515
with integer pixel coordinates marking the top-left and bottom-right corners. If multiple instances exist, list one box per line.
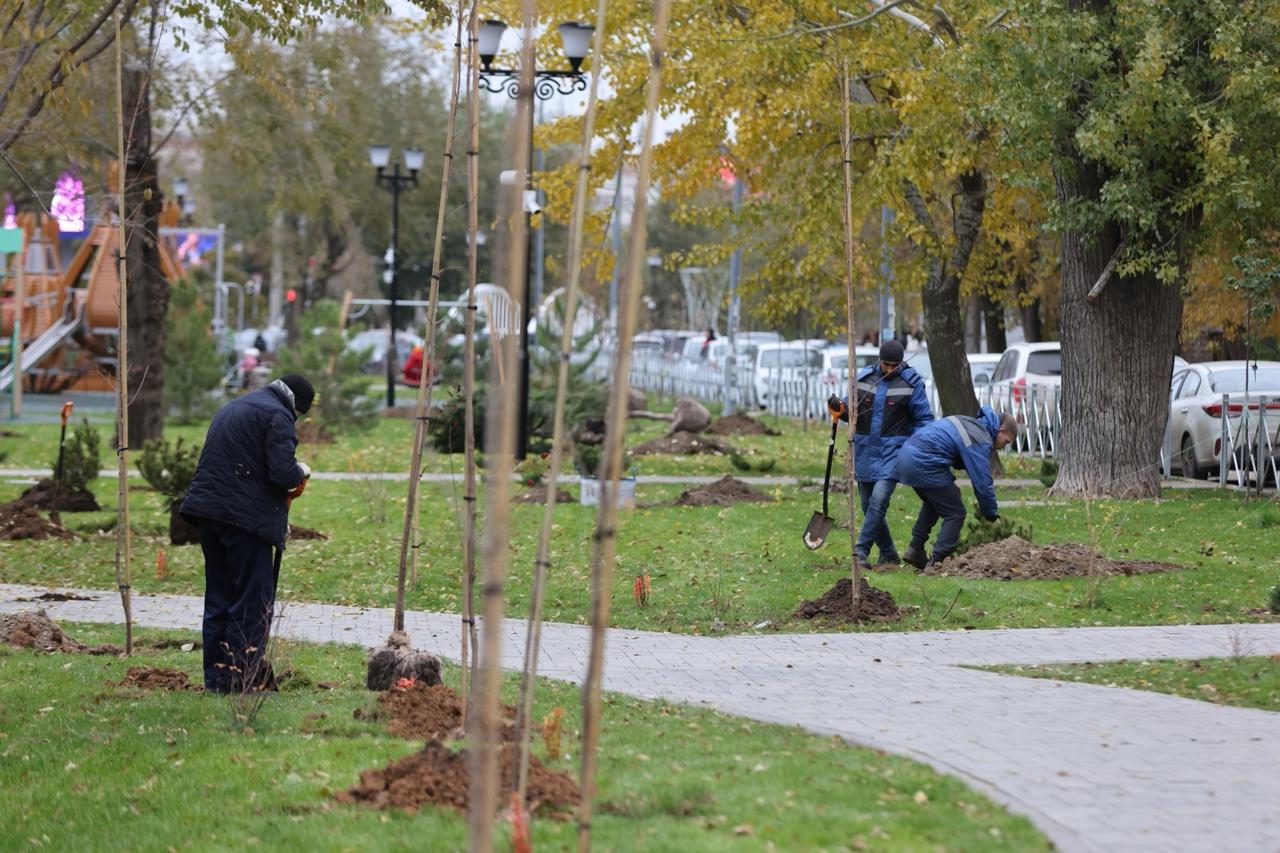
left=478, top=19, right=592, bottom=459
left=368, top=144, right=425, bottom=408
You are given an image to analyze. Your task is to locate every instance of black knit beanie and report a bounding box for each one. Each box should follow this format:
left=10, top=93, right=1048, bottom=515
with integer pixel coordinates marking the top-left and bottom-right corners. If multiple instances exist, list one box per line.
left=879, top=339, right=905, bottom=364
left=280, top=374, right=315, bottom=414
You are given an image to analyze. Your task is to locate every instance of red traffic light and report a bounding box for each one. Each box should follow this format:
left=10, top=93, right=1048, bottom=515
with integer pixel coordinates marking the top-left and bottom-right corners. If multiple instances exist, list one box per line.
left=286, top=288, right=298, bottom=302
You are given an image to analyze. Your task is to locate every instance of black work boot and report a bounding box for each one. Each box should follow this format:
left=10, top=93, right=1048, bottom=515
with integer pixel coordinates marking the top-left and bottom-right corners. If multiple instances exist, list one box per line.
left=878, top=551, right=901, bottom=568
left=902, top=542, right=927, bottom=572
left=855, top=553, right=873, bottom=571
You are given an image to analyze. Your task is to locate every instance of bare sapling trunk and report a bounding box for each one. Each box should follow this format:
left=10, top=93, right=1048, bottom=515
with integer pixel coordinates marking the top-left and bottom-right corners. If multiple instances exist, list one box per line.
left=576, top=2, right=671, bottom=849
left=512, top=0, right=609, bottom=806
left=468, top=1, right=534, bottom=847
left=460, top=2, right=482, bottom=724
left=112, top=8, right=134, bottom=655
left=839, top=63, right=862, bottom=613
left=392, top=0, right=468, bottom=636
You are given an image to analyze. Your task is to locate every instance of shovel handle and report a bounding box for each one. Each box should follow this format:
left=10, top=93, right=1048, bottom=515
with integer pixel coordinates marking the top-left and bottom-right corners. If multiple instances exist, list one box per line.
left=60, top=401, right=74, bottom=426
left=822, top=418, right=838, bottom=517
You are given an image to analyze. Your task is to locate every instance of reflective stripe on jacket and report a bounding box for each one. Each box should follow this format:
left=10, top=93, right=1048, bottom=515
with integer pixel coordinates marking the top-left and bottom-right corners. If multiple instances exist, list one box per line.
left=839, top=364, right=934, bottom=482
left=895, top=406, right=1001, bottom=519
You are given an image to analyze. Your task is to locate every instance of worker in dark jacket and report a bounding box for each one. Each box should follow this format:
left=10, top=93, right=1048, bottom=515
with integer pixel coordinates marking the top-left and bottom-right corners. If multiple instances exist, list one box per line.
left=896, top=406, right=1018, bottom=570
left=181, top=375, right=315, bottom=692
left=827, top=339, right=934, bottom=569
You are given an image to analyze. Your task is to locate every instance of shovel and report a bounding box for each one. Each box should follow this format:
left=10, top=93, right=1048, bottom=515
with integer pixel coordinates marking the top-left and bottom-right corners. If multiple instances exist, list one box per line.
left=803, top=416, right=840, bottom=550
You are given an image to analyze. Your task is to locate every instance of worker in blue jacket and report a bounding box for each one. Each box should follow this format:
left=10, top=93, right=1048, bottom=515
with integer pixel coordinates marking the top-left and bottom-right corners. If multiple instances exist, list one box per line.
left=182, top=374, right=314, bottom=692
left=896, top=406, right=1018, bottom=570
left=827, top=339, right=934, bottom=569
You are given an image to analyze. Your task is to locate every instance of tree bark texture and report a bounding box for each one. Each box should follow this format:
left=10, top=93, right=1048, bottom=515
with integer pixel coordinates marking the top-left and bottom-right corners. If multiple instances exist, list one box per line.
left=1051, top=166, right=1183, bottom=498
left=980, top=293, right=1006, bottom=353
left=963, top=296, right=980, bottom=352
left=1013, top=268, right=1043, bottom=342
left=122, top=63, right=167, bottom=444
left=903, top=172, right=985, bottom=417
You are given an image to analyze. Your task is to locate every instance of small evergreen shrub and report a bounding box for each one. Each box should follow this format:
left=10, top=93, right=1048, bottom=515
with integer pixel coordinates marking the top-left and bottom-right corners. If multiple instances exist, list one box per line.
left=275, top=300, right=378, bottom=437
left=52, top=420, right=100, bottom=492
left=1038, top=459, right=1058, bottom=489
left=164, top=278, right=225, bottom=423
left=956, top=505, right=1034, bottom=556
left=428, top=385, right=486, bottom=454
left=138, top=437, right=202, bottom=499
left=1269, top=584, right=1280, bottom=615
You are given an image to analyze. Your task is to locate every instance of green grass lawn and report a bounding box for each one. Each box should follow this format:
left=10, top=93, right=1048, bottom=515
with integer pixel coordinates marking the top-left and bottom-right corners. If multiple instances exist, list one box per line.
left=0, top=404, right=1052, bottom=480
left=2, top=470, right=1277, bottom=635
left=990, top=656, right=1280, bottom=712
left=0, top=622, right=1047, bottom=850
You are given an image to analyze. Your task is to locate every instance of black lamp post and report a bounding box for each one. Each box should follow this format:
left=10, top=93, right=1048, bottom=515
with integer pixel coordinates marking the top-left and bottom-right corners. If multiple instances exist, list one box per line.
left=369, top=144, right=425, bottom=408
left=478, top=19, right=592, bottom=460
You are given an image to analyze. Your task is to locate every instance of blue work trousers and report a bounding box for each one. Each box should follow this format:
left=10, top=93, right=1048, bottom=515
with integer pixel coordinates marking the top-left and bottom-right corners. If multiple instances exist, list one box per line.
left=856, top=479, right=899, bottom=562
left=909, top=483, right=967, bottom=562
left=199, top=519, right=278, bottom=692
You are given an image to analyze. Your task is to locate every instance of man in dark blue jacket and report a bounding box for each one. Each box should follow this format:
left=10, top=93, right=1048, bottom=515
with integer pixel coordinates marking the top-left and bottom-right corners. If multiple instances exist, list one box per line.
left=896, top=406, right=1018, bottom=570
left=182, top=374, right=314, bottom=692
left=827, top=339, right=934, bottom=569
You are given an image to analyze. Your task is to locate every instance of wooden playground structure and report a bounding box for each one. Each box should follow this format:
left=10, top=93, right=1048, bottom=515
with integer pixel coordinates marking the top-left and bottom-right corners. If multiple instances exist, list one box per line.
left=1, top=204, right=184, bottom=399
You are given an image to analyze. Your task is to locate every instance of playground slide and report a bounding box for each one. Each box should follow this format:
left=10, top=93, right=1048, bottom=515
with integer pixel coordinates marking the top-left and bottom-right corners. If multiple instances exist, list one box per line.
left=0, top=312, right=81, bottom=393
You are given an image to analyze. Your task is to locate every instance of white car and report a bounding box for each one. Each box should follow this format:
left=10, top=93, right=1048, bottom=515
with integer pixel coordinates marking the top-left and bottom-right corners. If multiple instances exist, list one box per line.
left=752, top=342, right=824, bottom=408
left=987, top=342, right=1062, bottom=403
left=1168, top=361, right=1280, bottom=479
left=967, top=353, right=1002, bottom=388
left=818, top=345, right=878, bottom=386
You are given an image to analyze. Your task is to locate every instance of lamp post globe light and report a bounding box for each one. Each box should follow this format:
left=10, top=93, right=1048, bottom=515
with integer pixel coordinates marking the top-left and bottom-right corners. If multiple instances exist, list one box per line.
left=368, top=143, right=425, bottom=408
left=478, top=19, right=593, bottom=459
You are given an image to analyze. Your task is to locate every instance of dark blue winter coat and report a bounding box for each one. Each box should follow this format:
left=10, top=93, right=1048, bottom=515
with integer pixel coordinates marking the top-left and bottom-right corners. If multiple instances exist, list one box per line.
left=181, top=382, right=306, bottom=549
left=896, top=406, right=1002, bottom=520
left=838, top=364, right=934, bottom=482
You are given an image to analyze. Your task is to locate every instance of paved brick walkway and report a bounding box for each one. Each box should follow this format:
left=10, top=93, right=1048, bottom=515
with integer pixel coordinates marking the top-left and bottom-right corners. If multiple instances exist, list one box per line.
left=4, top=582, right=1279, bottom=852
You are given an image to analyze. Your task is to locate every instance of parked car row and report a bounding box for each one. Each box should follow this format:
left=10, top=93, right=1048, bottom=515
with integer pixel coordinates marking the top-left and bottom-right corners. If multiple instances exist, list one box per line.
left=1169, top=360, right=1280, bottom=479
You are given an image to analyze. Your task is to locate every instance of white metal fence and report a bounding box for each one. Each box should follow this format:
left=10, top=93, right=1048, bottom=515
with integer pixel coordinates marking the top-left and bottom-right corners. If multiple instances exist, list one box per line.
left=621, top=354, right=1277, bottom=485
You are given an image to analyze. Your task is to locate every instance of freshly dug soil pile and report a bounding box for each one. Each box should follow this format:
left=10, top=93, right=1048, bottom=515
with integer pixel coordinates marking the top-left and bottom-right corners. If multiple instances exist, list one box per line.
left=0, top=610, right=119, bottom=654
left=512, top=484, right=574, bottom=504
left=13, top=592, right=96, bottom=602
left=0, top=502, right=73, bottom=540
left=17, top=479, right=100, bottom=512
left=289, top=524, right=328, bottom=541
left=117, top=665, right=198, bottom=691
left=795, top=577, right=901, bottom=622
left=675, top=475, right=772, bottom=507
left=706, top=412, right=780, bottom=436
left=632, top=431, right=735, bottom=456
left=925, top=536, right=1181, bottom=580
left=358, top=681, right=521, bottom=742
left=336, top=739, right=579, bottom=818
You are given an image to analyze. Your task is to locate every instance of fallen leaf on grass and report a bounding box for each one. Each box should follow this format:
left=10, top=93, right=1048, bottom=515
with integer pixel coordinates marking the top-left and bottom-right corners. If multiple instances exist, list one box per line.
left=913, top=790, right=929, bottom=805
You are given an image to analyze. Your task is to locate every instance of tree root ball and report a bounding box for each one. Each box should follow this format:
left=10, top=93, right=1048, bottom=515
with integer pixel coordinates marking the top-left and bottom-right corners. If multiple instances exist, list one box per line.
left=366, top=631, right=444, bottom=691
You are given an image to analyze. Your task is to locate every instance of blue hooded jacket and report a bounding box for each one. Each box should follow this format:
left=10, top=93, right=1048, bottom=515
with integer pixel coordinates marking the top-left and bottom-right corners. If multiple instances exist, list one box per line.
left=896, top=406, right=1002, bottom=520
left=838, top=364, right=934, bottom=482
left=181, top=381, right=306, bottom=549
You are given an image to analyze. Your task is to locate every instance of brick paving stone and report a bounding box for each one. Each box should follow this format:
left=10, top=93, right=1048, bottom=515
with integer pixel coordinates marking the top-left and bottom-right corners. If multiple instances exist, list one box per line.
left=3, top=581, right=1280, bottom=852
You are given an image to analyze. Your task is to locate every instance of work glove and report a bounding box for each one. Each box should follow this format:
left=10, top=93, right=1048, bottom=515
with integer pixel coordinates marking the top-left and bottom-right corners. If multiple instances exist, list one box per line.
left=827, top=395, right=849, bottom=422
left=297, top=461, right=313, bottom=481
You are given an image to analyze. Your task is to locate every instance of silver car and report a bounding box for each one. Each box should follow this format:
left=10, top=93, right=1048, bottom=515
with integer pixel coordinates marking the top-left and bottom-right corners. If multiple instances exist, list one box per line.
left=1168, top=361, right=1280, bottom=479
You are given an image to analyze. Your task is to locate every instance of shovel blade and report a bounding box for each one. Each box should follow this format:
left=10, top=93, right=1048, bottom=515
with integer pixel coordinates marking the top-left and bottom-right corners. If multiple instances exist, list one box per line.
left=803, top=511, right=834, bottom=550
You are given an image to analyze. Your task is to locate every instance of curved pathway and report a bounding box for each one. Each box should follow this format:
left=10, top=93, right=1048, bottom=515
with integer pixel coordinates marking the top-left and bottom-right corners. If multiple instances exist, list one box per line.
left=3, top=582, right=1278, bottom=852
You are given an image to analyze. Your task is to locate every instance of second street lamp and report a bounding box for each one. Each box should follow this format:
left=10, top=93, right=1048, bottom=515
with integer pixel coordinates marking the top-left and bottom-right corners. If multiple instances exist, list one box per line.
left=369, top=144, right=424, bottom=408
left=479, top=19, right=592, bottom=460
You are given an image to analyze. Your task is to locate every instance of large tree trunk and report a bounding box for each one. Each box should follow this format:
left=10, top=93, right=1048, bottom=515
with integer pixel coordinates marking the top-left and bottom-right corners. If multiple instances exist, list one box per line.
left=963, top=296, right=980, bottom=352
left=1014, top=269, right=1044, bottom=342
left=1051, top=171, right=1183, bottom=498
left=981, top=293, right=1006, bottom=353
left=122, top=62, right=166, bottom=444
left=904, top=171, right=985, bottom=417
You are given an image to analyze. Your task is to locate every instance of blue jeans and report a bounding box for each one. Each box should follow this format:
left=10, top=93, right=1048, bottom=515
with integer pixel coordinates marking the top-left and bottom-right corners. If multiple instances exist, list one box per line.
left=856, top=480, right=898, bottom=561
left=909, top=484, right=967, bottom=562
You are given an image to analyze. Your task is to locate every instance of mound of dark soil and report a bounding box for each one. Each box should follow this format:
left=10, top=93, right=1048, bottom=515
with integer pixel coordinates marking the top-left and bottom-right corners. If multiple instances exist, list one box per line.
left=17, top=479, right=100, bottom=512
left=706, top=412, right=780, bottom=436
left=0, top=502, right=73, bottom=540
left=118, top=665, right=198, bottom=691
left=0, top=610, right=120, bottom=654
left=357, top=681, right=522, bottom=742
left=925, top=536, right=1181, bottom=580
left=13, top=591, right=96, bottom=602
left=512, top=484, right=574, bottom=504
left=289, top=524, right=328, bottom=541
left=795, top=577, right=901, bottom=622
left=631, top=432, right=735, bottom=456
left=336, top=739, right=579, bottom=818
left=675, top=475, right=772, bottom=507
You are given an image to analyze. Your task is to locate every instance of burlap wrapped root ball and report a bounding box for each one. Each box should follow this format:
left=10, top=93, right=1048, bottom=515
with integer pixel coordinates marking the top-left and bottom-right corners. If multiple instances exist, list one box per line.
left=366, top=631, right=444, bottom=691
